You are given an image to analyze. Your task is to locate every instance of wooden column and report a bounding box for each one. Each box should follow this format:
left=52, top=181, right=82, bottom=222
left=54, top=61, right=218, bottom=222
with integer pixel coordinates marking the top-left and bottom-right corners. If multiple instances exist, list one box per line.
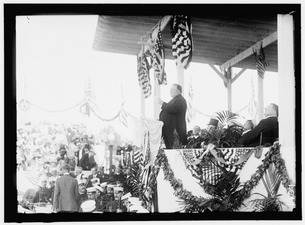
left=140, top=89, right=145, bottom=117
left=257, top=75, right=264, bottom=122
left=226, top=68, right=232, bottom=111
left=176, top=62, right=184, bottom=94
left=154, top=76, right=161, bottom=120
left=278, top=14, right=295, bottom=184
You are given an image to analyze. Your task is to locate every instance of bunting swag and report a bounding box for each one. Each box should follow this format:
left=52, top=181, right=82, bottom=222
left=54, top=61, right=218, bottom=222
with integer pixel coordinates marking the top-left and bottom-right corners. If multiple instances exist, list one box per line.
left=180, top=146, right=255, bottom=185
left=151, top=25, right=167, bottom=85
left=253, top=42, right=269, bottom=79
left=210, top=147, right=255, bottom=171
left=171, top=15, right=193, bottom=69
left=137, top=52, right=152, bottom=98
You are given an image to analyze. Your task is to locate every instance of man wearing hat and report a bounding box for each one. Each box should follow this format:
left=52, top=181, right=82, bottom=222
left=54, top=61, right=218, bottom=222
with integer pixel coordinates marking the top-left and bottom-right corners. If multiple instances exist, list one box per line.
left=53, top=164, right=80, bottom=212
left=105, top=186, right=127, bottom=212
left=87, top=166, right=103, bottom=187
left=207, top=118, right=219, bottom=131
left=78, top=179, right=88, bottom=208
left=100, top=184, right=115, bottom=212
left=155, top=83, right=187, bottom=149
left=47, top=176, right=56, bottom=204
left=33, top=176, right=49, bottom=203
left=86, top=187, right=96, bottom=200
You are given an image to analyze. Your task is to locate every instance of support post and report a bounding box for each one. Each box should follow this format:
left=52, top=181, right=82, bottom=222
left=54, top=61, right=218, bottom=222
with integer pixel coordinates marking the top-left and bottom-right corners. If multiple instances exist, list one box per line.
left=257, top=75, right=264, bottom=122
left=154, top=76, right=161, bottom=120
left=176, top=62, right=184, bottom=94
left=140, top=89, right=145, bottom=117
left=278, top=14, right=295, bottom=184
left=226, top=68, right=232, bottom=111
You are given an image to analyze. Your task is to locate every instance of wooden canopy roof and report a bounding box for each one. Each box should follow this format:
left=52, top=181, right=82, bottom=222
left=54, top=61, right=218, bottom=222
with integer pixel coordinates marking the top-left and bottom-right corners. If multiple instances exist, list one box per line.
left=92, top=5, right=298, bottom=72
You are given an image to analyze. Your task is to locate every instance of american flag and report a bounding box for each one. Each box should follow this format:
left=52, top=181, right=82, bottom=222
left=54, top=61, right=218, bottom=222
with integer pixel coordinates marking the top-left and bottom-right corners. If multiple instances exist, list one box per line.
left=171, top=15, right=193, bottom=69
left=253, top=42, right=269, bottom=79
left=186, top=83, right=195, bottom=123
left=215, top=148, right=253, bottom=171
left=137, top=52, right=152, bottom=98
left=133, top=146, right=144, bottom=165
left=151, top=25, right=167, bottom=85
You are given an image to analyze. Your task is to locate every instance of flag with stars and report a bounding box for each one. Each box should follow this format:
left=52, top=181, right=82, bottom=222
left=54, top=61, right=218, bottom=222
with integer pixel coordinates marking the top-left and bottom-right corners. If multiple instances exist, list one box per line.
left=151, top=24, right=167, bottom=85
left=171, top=15, right=193, bottom=69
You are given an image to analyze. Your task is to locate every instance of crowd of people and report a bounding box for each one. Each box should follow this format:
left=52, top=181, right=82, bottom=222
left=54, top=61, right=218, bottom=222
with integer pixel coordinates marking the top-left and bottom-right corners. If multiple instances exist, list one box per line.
left=17, top=122, right=146, bottom=213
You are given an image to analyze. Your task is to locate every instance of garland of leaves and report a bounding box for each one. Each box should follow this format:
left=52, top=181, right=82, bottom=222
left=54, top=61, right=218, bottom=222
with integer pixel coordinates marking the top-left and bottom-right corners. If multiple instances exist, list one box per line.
left=238, top=142, right=291, bottom=201
left=145, top=142, right=292, bottom=212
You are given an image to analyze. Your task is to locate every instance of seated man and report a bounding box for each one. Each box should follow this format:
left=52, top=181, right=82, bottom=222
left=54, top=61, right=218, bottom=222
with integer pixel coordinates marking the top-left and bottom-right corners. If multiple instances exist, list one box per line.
left=105, top=187, right=127, bottom=212
left=187, top=125, right=204, bottom=148
left=237, top=103, right=279, bottom=147
left=100, top=184, right=115, bottom=212
left=242, top=120, right=254, bottom=135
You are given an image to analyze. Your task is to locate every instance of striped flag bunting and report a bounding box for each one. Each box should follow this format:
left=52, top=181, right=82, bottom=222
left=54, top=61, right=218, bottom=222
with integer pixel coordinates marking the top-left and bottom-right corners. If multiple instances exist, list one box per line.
left=133, top=146, right=144, bottom=165
left=180, top=148, right=221, bottom=185
left=186, top=83, right=195, bottom=123
left=137, top=52, right=152, bottom=98
left=212, top=147, right=254, bottom=172
left=253, top=42, right=269, bottom=79
left=151, top=24, right=167, bottom=85
left=171, top=15, right=193, bottom=69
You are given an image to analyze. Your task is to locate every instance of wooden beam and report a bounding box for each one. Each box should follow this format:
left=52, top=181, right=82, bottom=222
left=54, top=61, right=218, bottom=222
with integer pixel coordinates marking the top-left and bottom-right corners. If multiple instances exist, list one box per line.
left=231, top=68, right=247, bottom=84
left=220, top=31, right=278, bottom=72
left=209, top=64, right=228, bottom=84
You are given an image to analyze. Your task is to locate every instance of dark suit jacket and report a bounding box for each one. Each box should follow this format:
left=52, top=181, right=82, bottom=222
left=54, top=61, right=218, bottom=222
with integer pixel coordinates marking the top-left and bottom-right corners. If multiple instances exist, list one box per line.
left=53, top=174, right=80, bottom=212
left=159, top=94, right=187, bottom=148
left=237, top=116, right=278, bottom=147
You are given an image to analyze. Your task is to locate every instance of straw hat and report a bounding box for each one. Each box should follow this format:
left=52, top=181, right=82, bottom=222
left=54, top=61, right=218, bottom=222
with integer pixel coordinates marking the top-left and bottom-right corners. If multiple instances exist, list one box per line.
left=86, top=187, right=96, bottom=193
left=80, top=200, right=96, bottom=212
left=121, top=192, right=131, bottom=200
left=100, top=182, right=107, bottom=188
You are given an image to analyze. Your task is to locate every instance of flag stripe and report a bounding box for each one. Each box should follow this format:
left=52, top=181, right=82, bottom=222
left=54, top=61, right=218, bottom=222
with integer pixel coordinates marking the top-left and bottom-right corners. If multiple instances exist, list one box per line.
left=171, top=15, right=193, bottom=69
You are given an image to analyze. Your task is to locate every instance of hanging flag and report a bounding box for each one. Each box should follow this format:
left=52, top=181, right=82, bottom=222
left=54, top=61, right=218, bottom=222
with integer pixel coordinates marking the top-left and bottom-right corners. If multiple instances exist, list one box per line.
left=186, top=83, right=195, bottom=123
left=171, top=15, right=193, bottom=69
left=253, top=42, right=269, bottom=79
left=137, top=52, right=152, bottom=98
left=150, top=24, right=167, bottom=85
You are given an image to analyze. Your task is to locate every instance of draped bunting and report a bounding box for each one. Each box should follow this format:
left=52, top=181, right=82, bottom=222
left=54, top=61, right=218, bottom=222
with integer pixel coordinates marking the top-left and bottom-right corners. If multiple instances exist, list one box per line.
left=179, top=145, right=256, bottom=185
left=129, top=117, right=163, bottom=211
